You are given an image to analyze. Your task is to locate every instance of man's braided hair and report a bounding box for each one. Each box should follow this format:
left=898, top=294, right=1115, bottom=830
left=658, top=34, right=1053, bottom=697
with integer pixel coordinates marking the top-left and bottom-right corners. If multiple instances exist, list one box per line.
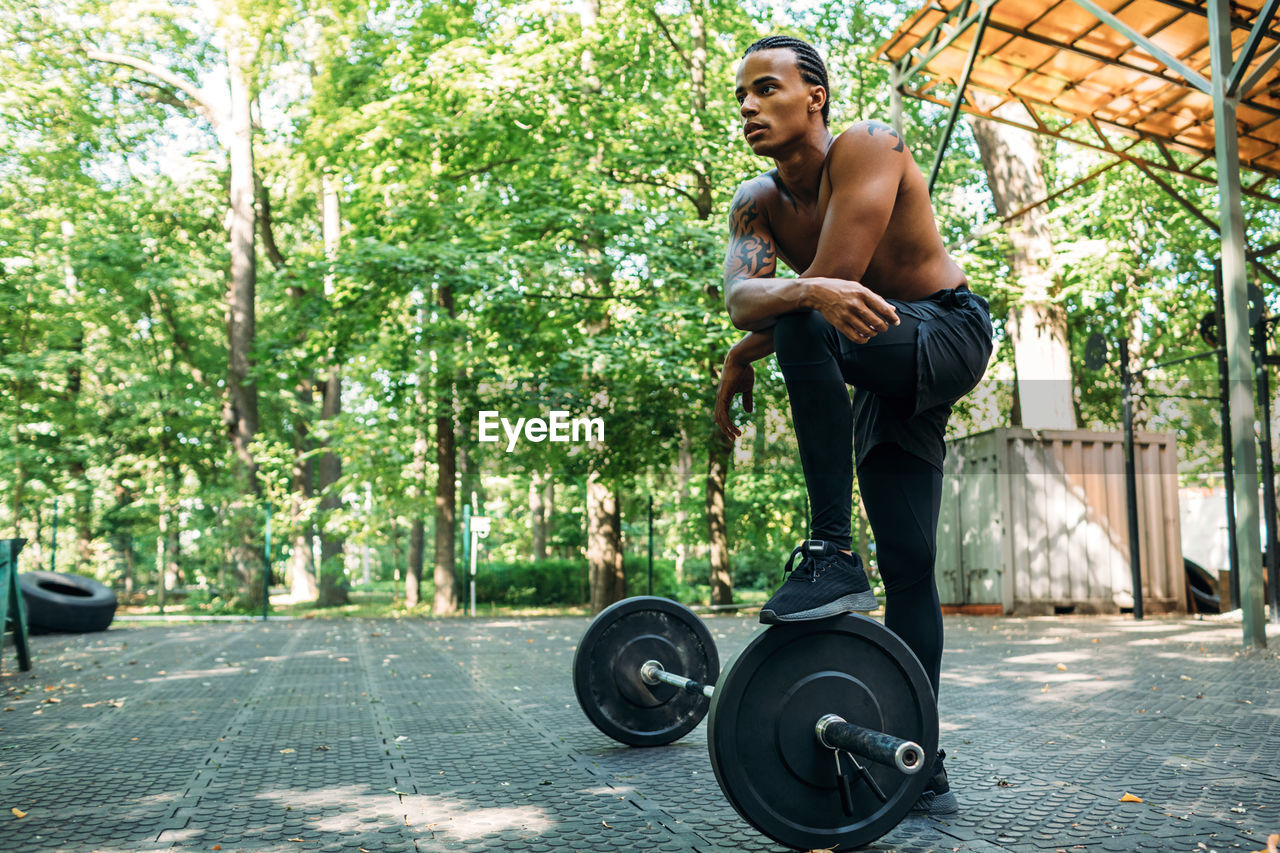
left=743, top=35, right=830, bottom=126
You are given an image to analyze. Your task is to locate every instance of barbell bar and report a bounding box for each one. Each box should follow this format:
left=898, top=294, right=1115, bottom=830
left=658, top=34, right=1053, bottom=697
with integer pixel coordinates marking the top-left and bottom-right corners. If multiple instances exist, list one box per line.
left=638, top=657, right=925, bottom=774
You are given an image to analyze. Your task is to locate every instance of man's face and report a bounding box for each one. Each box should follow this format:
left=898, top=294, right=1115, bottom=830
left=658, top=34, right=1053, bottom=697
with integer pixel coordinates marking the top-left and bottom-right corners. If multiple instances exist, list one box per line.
left=734, top=48, right=823, bottom=157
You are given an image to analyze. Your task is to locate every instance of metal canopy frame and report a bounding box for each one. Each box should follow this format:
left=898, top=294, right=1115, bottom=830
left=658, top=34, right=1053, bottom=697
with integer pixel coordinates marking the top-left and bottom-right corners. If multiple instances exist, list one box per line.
left=880, top=0, right=1275, bottom=646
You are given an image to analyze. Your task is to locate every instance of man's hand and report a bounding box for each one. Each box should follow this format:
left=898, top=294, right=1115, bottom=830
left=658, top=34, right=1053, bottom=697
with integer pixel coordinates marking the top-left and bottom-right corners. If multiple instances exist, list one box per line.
left=805, top=277, right=899, bottom=344
left=714, top=352, right=755, bottom=442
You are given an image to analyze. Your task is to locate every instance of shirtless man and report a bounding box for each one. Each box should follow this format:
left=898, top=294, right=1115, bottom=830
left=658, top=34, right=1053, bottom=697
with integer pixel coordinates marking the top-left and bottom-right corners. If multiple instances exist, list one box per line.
left=713, top=35, right=993, bottom=817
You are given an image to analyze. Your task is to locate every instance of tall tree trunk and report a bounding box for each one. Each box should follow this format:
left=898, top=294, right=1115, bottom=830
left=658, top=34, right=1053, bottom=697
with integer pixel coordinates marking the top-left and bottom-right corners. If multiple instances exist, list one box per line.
left=406, top=304, right=431, bottom=609
left=63, top=222, right=92, bottom=571
left=545, top=479, right=556, bottom=557
left=688, top=3, right=731, bottom=604
left=288, top=376, right=318, bottom=601
left=434, top=283, right=459, bottom=615
left=707, top=430, right=732, bottom=605
left=223, top=20, right=264, bottom=607
left=122, top=532, right=135, bottom=597
left=317, top=173, right=347, bottom=606
left=111, top=481, right=134, bottom=594
left=530, top=471, right=547, bottom=561
left=967, top=97, right=1075, bottom=429
left=576, top=0, right=626, bottom=611
left=407, top=518, right=425, bottom=607
left=587, top=470, right=624, bottom=612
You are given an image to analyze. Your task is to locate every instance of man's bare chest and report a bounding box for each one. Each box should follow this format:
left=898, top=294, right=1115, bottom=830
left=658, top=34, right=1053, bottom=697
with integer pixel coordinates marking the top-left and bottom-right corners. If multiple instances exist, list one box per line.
left=767, top=177, right=832, bottom=273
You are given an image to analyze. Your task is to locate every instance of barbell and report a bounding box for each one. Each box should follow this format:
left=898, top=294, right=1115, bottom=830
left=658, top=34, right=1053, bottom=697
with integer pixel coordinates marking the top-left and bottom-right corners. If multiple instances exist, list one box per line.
left=572, top=596, right=939, bottom=850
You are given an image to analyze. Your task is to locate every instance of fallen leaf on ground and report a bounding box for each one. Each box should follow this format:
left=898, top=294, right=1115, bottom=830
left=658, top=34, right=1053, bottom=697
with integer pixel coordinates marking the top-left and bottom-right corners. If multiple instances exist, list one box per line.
left=1057, top=664, right=1068, bottom=671
left=1120, top=793, right=1143, bottom=803
left=602, top=821, right=613, bottom=828
left=1041, top=684, right=1050, bottom=693
left=11, top=807, right=27, bottom=818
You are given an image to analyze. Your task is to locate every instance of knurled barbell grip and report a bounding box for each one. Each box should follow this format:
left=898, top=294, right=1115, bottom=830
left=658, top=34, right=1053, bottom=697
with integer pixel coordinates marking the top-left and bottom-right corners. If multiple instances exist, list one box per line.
left=640, top=660, right=716, bottom=699
left=815, top=714, right=926, bottom=775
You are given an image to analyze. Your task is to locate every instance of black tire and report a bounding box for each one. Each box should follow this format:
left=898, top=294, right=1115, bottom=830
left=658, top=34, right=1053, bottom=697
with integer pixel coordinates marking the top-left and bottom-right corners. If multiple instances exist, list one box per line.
left=18, top=570, right=117, bottom=633
left=1184, top=558, right=1220, bottom=615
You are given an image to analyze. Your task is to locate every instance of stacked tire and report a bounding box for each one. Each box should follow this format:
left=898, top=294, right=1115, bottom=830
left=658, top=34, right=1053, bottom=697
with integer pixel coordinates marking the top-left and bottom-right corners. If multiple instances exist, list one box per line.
left=18, top=571, right=117, bottom=633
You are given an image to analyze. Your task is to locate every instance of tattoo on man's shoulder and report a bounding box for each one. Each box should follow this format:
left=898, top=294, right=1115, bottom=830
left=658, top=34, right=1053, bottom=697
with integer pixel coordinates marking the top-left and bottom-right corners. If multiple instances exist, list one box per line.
left=729, top=190, right=760, bottom=237
left=866, top=121, right=904, bottom=153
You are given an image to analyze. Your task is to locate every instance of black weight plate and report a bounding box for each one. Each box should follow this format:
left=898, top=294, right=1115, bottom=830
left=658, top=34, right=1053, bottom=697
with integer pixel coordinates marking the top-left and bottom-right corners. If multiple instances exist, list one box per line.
left=707, top=615, right=937, bottom=851
left=573, top=596, right=719, bottom=747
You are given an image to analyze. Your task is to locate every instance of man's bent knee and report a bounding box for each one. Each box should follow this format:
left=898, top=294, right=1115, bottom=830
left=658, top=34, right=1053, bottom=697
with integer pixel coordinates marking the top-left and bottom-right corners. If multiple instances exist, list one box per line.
left=773, top=310, right=834, bottom=366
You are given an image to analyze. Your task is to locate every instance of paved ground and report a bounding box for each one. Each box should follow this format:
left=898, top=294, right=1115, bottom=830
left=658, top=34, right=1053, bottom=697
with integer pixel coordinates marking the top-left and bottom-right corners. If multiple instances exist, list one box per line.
left=2, top=611, right=1279, bottom=852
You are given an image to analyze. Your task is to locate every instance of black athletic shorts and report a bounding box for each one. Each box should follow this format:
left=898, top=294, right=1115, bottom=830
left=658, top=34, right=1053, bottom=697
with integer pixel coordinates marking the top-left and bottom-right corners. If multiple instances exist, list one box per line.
left=852, top=286, right=994, bottom=473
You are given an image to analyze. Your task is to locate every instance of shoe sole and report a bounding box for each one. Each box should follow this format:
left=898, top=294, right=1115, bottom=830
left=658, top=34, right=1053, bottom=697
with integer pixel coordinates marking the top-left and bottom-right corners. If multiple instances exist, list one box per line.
left=909, top=790, right=958, bottom=818
left=758, top=590, right=879, bottom=624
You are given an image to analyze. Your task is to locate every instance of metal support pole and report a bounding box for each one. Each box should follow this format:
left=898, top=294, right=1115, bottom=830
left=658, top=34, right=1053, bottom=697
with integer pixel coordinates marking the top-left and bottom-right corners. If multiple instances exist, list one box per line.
left=1255, top=317, right=1280, bottom=624
left=928, top=5, right=991, bottom=195
left=469, top=528, right=478, bottom=618
left=647, top=496, right=654, bottom=597
left=1215, top=267, right=1242, bottom=610
left=1211, top=0, right=1268, bottom=647
left=263, top=505, right=272, bottom=621
left=1120, top=338, right=1145, bottom=620
left=49, top=497, right=58, bottom=572
left=889, top=64, right=905, bottom=138
left=461, top=503, right=471, bottom=580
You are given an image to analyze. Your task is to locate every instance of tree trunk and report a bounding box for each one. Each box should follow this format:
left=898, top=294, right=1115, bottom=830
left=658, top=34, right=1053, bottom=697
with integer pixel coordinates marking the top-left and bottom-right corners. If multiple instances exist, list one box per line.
left=530, top=471, right=547, bottom=561
left=587, top=470, right=624, bottom=612
left=285, top=203, right=318, bottom=601
left=59, top=221, right=93, bottom=571
left=317, top=173, right=347, bottom=607
left=706, top=429, right=733, bottom=605
left=223, top=21, right=264, bottom=607
left=288, top=375, right=318, bottom=602
left=967, top=97, right=1075, bottom=429
left=545, top=479, right=556, bottom=557
left=407, top=518, right=425, bottom=607
left=111, top=481, right=134, bottom=595
left=122, top=533, right=135, bottom=597
left=433, top=283, right=459, bottom=615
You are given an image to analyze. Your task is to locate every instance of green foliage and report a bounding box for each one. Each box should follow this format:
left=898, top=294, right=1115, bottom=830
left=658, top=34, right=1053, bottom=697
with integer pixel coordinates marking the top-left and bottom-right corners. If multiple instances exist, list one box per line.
left=6, top=0, right=1275, bottom=611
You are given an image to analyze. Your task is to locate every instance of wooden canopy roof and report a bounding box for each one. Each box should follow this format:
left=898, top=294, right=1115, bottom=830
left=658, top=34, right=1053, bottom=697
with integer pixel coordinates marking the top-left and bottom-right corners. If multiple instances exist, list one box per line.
left=879, top=0, right=1280, bottom=190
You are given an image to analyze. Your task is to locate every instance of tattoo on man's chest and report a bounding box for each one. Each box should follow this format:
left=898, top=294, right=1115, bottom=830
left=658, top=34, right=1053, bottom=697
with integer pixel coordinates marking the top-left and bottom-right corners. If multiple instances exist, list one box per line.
left=867, top=121, right=904, bottom=152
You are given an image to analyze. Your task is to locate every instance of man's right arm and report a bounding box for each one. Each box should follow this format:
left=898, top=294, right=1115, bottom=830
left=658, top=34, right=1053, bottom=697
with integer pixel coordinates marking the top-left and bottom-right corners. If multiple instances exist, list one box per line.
left=722, top=181, right=808, bottom=332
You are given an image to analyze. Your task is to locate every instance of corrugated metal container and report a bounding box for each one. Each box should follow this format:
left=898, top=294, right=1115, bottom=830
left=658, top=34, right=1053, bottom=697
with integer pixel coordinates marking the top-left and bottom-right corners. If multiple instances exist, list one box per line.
left=934, top=428, right=1186, bottom=615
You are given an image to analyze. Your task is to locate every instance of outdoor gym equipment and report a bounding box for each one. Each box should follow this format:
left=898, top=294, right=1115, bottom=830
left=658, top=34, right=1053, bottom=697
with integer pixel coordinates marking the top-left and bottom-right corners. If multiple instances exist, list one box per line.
left=572, top=596, right=937, bottom=850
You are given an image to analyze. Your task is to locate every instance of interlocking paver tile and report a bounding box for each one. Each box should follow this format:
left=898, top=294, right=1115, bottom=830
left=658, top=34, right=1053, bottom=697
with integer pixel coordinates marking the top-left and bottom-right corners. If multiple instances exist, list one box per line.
left=2, top=613, right=1278, bottom=851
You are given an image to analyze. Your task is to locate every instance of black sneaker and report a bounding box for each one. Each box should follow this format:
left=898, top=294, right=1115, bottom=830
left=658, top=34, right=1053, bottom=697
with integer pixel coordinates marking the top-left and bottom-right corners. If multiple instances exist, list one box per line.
left=909, top=750, right=958, bottom=817
left=758, top=540, right=878, bottom=624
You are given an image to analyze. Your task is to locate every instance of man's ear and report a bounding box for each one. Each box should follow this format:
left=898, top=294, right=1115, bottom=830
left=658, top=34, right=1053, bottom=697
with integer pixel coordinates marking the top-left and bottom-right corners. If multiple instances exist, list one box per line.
left=809, top=86, right=827, bottom=115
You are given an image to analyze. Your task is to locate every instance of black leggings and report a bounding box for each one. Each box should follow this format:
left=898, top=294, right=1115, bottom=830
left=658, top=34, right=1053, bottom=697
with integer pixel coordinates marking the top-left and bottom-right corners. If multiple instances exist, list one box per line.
left=774, top=310, right=945, bottom=697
